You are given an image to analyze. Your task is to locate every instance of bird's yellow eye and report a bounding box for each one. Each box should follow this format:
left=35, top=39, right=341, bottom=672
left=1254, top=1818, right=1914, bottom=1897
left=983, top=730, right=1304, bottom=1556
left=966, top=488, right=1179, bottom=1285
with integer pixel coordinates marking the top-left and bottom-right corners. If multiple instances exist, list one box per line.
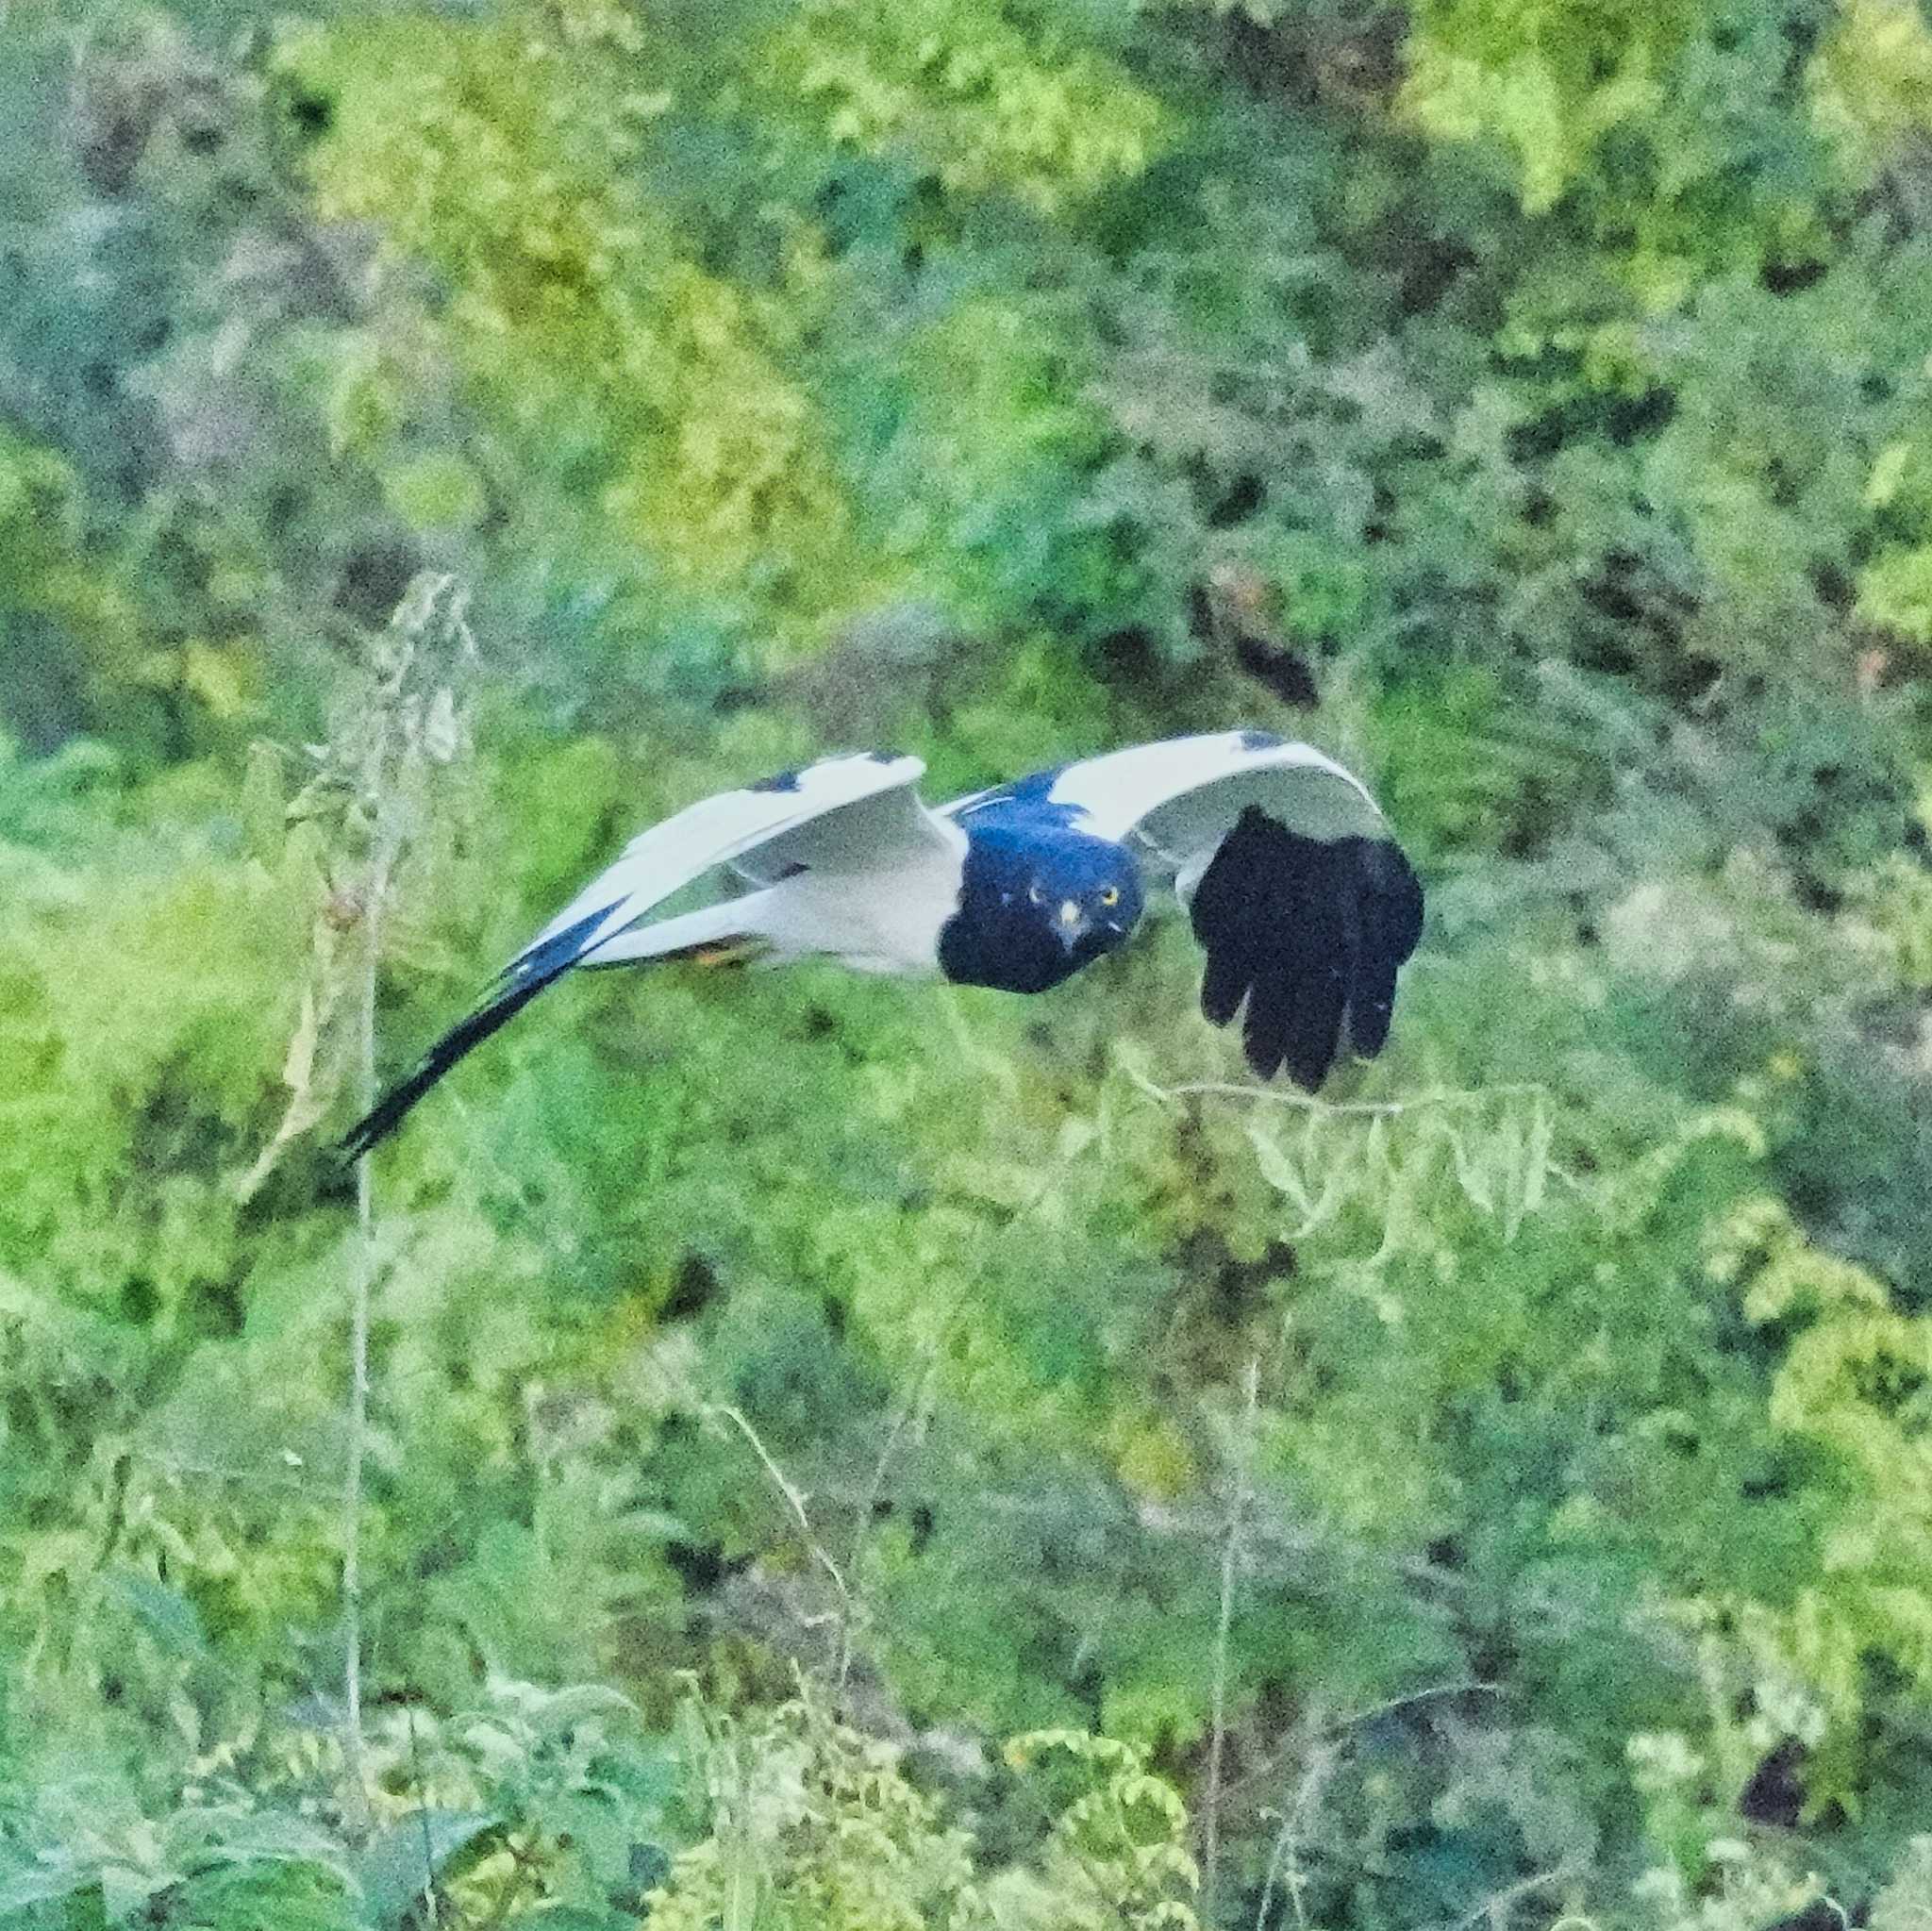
left=1100, top=886, right=1121, bottom=907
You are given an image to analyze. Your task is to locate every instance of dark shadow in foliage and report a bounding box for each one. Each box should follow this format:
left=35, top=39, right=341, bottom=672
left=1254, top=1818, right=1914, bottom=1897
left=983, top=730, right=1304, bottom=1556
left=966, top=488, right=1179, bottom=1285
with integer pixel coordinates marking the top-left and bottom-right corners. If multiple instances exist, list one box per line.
left=1760, top=1901, right=1862, bottom=1931
left=1740, top=1735, right=1810, bottom=1829
left=1192, top=569, right=1321, bottom=708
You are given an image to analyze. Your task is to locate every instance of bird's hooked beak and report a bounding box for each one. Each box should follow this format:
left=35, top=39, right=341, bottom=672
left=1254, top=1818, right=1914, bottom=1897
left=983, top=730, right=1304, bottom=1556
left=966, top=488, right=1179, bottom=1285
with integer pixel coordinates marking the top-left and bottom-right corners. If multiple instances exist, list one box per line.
left=1057, top=899, right=1091, bottom=950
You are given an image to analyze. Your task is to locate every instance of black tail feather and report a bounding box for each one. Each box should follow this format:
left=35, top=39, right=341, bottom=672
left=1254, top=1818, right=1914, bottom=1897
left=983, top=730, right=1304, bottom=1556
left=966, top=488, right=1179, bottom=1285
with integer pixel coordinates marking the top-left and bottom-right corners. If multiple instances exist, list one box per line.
left=337, top=976, right=553, bottom=1159
left=335, top=906, right=614, bottom=1159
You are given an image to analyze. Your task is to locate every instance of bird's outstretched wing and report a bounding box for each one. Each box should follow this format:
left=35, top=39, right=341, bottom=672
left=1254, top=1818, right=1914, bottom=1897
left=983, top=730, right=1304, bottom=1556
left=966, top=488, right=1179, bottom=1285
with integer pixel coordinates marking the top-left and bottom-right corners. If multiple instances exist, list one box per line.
left=524, top=752, right=937, bottom=955
left=1046, top=729, right=1423, bottom=1087
left=339, top=752, right=938, bottom=1157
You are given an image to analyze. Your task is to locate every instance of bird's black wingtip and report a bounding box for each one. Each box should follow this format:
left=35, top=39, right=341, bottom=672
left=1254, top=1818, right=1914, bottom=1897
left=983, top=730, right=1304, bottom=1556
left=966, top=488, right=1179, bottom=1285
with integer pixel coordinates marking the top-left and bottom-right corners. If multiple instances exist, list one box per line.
left=1191, top=816, right=1424, bottom=1090
left=331, top=998, right=524, bottom=1161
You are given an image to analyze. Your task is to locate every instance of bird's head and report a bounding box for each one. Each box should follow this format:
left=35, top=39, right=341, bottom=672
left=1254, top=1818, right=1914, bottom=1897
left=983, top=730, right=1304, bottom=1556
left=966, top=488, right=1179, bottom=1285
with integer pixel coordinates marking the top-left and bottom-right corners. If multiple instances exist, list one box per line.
left=939, top=825, right=1144, bottom=994
left=1022, top=839, right=1144, bottom=956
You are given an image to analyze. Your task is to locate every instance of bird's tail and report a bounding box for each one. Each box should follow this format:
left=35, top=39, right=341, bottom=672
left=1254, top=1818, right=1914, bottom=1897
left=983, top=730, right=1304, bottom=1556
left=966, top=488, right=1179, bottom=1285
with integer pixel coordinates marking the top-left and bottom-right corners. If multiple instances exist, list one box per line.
left=336, top=905, right=617, bottom=1160
left=335, top=897, right=773, bottom=1159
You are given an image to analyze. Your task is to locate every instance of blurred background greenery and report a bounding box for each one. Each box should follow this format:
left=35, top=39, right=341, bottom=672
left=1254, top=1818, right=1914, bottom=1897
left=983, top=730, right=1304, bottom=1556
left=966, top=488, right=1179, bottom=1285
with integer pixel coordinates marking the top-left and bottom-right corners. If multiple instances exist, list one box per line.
left=6, top=0, right=1932, bottom=1923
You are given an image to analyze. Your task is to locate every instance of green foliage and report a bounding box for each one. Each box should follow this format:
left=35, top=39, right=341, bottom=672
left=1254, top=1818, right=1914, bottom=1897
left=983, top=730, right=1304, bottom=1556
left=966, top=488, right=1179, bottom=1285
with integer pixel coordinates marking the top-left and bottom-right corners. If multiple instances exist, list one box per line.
left=765, top=0, right=1164, bottom=213
left=9, top=0, right=1932, bottom=1922
left=0, top=1675, right=663, bottom=1929
left=1810, top=0, right=1932, bottom=175
left=1000, top=1728, right=1202, bottom=1930
left=643, top=1698, right=1203, bottom=1931
left=1692, top=1194, right=1932, bottom=1808
left=644, top=1692, right=988, bottom=1931
left=1402, top=0, right=1698, bottom=216
left=0, top=429, right=154, bottom=746
left=269, top=0, right=884, bottom=655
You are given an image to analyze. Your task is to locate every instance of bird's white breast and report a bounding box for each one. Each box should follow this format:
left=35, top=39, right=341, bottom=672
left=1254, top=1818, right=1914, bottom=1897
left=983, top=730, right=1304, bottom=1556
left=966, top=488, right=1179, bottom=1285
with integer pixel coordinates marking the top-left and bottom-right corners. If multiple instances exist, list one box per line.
left=758, top=824, right=968, bottom=975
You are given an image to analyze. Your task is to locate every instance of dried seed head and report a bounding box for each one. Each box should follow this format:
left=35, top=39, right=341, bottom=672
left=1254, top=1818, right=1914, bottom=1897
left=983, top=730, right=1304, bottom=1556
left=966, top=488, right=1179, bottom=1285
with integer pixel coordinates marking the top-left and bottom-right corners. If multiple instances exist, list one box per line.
left=323, top=888, right=365, bottom=930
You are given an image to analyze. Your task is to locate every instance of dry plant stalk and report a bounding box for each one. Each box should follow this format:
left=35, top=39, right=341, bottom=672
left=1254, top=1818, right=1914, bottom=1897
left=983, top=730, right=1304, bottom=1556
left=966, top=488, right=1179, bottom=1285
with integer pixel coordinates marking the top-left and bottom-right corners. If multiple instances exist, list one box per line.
left=250, top=574, right=477, bottom=1828
left=341, top=575, right=476, bottom=1825
left=1204, top=1357, right=1260, bottom=1920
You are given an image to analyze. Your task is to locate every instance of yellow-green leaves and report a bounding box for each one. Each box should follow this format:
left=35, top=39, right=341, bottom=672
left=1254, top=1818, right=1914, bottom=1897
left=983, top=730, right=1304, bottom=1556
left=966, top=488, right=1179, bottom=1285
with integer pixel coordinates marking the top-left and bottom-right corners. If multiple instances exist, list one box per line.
left=380, top=452, right=489, bottom=534
left=1809, top=0, right=1932, bottom=179
left=1858, top=541, right=1932, bottom=645
left=273, top=4, right=867, bottom=653
left=596, top=263, right=879, bottom=653
left=1400, top=0, right=1836, bottom=309
left=1697, top=1195, right=1932, bottom=1805
left=1400, top=0, right=1687, bottom=214
left=0, top=430, right=148, bottom=722
left=1857, top=439, right=1932, bottom=650
left=269, top=0, right=1158, bottom=659
left=0, top=802, right=306, bottom=1307
left=641, top=1694, right=984, bottom=1931
left=769, top=0, right=1163, bottom=213
left=1002, top=1730, right=1202, bottom=1931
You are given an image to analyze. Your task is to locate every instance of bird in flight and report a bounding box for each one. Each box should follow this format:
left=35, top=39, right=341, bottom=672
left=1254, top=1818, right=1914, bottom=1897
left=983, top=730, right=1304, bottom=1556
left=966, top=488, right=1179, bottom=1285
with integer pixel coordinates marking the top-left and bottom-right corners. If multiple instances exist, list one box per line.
left=339, top=729, right=1424, bottom=1157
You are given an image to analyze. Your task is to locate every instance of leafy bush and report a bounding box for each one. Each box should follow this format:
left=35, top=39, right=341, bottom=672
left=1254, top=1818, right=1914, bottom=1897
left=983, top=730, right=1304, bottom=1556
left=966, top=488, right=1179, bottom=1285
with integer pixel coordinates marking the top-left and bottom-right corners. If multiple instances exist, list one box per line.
left=8, top=0, right=1932, bottom=1921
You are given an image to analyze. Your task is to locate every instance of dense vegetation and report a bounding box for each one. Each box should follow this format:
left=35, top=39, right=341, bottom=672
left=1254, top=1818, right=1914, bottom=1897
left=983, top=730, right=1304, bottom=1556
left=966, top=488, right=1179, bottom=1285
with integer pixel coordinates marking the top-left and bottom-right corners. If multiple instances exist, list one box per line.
left=6, top=0, right=1932, bottom=1923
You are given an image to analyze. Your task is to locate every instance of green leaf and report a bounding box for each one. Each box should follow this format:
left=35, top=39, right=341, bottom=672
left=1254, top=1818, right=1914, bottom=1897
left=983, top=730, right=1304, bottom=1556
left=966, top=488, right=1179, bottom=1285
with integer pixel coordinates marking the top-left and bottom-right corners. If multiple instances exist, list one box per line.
left=0, top=1866, right=106, bottom=1926
left=163, top=1805, right=347, bottom=1874
left=354, top=1812, right=501, bottom=1930
left=379, top=453, right=489, bottom=532
left=104, top=1572, right=209, bottom=1660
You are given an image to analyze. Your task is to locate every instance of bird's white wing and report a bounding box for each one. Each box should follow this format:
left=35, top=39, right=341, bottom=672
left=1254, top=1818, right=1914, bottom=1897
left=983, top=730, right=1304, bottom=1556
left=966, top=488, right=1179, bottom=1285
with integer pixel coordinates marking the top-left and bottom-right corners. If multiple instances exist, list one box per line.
left=339, top=751, right=945, bottom=1157
left=523, top=751, right=941, bottom=962
left=1046, top=730, right=1422, bottom=1087
left=1044, top=729, right=1387, bottom=870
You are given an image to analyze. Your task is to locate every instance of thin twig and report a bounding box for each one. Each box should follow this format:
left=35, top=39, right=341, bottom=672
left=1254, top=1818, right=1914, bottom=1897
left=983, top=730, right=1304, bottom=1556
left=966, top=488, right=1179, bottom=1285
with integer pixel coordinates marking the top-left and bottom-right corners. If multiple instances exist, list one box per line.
left=1256, top=1732, right=1340, bottom=1931
left=1204, top=1358, right=1260, bottom=1920
left=1143, top=1080, right=1550, bottom=1119
left=1439, top=1857, right=1587, bottom=1931
left=830, top=1135, right=1100, bottom=1698
left=704, top=1402, right=854, bottom=1637
left=407, top=1705, right=440, bottom=1929
left=338, top=574, right=473, bottom=1833
left=1335, top=1678, right=1502, bottom=1732
left=1250, top=1684, right=1504, bottom=1931
left=838, top=1356, right=934, bottom=1693
left=341, top=741, right=405, bottom=1836
left=1218, top=1677, right=1503, bottom=1823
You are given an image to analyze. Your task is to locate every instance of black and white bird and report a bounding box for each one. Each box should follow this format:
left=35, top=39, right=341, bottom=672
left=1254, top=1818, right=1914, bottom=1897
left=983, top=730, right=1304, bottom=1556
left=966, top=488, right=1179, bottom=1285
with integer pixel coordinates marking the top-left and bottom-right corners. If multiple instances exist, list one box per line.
left=339, top=730, right=1424, bottom=1157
